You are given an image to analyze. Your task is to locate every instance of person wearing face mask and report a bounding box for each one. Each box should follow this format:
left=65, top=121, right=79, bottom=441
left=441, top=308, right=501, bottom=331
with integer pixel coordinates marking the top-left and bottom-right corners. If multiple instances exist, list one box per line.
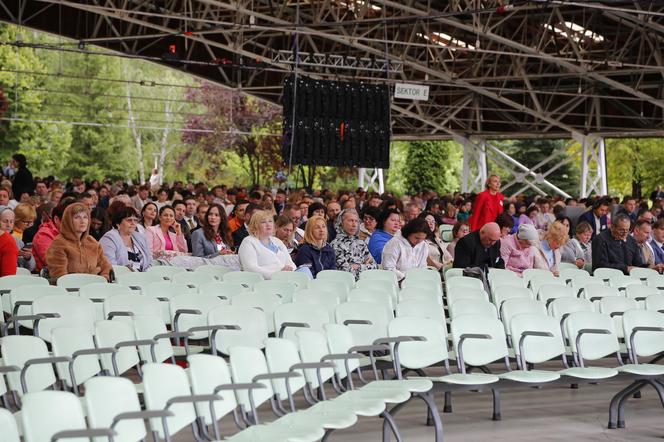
left=381, top=217, right=430, bottom=281
left=330, top=209, right=376, bottom=280
left=145, top=205, right=188, bottom=259
left=45, top=202, right=112, bottom=281
left=368, top=208, right=402, bottom=265
left=238, top=210, right=296, bottom=279
left=294, top=215, right=336, bottom=279
left=191, top=203, right=234, bottom=258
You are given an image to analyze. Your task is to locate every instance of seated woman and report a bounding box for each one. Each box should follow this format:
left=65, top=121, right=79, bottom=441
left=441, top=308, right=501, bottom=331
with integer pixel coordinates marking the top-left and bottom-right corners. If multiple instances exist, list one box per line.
left=0, top=208, right=34, bottom=271
left=294, top=215, right=336, bottom=279
left=499, top=223, right=538, bottom=275
left=12, top=203, right=36, bottom=241
left=138, top=202, right=158, bottom=233
left=274, top=215, right=297, bottom=254
left=368, top=208, right=401, bottom=265
left=421, top=211, right=452, bottom=272
left=533, top=221, right=569, bottom=276
left=561, top=221, right=593, bottom=269
left=446, top=221, right=470, bottom=260
left=99, top=205, right=152, bottom=272
left=519, top=205, right=539, bottom=228
left=496, top=212, right=515, bottom=238
left=0, top=209, right=18, bottom=276
left=381, top=217, right=430, bottom=281
left=330, top=209, right=376, bottom=281
left=359, top=206, right=380, bottom=243
left=145, top=205, right=188, bottom=259
left=191, top=203, right=234, bottom=258
left=45, top=202, right=112, bottom=281
left=238, top=210, right=296, bottom=279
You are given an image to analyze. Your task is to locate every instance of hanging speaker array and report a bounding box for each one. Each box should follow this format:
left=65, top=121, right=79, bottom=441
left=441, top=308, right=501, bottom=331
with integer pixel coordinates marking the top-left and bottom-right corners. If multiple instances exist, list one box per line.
left=282, top=75, right=391, bottom=169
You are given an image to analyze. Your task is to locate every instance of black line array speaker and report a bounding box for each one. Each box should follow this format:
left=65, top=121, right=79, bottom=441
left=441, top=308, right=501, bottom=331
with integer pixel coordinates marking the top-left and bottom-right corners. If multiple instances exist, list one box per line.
left=282, top=75, right=391, bottom=169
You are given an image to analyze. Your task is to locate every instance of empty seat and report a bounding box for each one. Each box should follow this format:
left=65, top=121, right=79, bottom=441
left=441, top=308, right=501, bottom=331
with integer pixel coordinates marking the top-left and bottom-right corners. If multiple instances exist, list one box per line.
left=146, top=266, right=187, bottom=280
left=270, top=271, right=309, bottom=287
left=335, top=301, right=392, bottom=346
left=171, top=271, right=216, bottom=288
left=253, top=280, right=298, bottom=303
left=274, top=302, right=330, bottom=341
left=446, top=276, right=484, bottom=291
left=207, top=305, right=268, bottom=354
left=195, top=264, right=232, bottom=280
left=0, top=275, right=48, bottom=314
left=593, top=267, right=624, bottom=282
left=231, top=291, right=282, bottom=334
left=223, top=271, right=264, bottom=288
left=197, top=281, right=249, bottom=300
left=316, top=269, right=355, bottom=292
left=55, top=273, right=106, bottom=291
left=449, top=298, right=498, bottom=320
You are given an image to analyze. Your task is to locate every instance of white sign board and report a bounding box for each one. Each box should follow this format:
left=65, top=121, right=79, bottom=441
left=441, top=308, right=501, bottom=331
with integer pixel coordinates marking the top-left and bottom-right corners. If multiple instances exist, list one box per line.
left=394, top=83, right=429, bottom=101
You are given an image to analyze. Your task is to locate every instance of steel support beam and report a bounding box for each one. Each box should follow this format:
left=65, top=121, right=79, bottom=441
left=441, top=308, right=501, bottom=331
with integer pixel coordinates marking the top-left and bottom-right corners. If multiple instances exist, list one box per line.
left=359, top=168, right=385, bottom=194
left=575, top=134, right=608, bottom=197
left=458, top=136, right=487, bottom=194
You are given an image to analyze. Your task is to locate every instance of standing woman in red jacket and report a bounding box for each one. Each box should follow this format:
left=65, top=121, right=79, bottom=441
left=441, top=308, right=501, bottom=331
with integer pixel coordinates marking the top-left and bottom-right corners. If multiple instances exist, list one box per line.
left=469, top=174, right=504, bottom=232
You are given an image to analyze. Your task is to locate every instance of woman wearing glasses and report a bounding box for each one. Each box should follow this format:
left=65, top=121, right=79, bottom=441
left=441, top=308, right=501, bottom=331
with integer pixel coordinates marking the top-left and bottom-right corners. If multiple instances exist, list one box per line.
left=99, top=205, right=152, bottom=272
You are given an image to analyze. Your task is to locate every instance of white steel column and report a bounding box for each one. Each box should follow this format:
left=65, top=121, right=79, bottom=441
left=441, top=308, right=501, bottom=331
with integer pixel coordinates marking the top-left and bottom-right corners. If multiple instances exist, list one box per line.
left=358, top=168, right=385, bottom=194
left=574, top=134, right=608, bottom=197
left=459, top=137, right=487, bottom=194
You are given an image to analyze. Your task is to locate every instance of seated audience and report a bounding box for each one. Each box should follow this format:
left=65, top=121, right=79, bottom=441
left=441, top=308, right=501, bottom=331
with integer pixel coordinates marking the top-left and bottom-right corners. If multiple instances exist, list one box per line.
left=232, top=202, right=259, bottom=249
left=421, top=211, right=452, bottom=271
left=632, top=220, right=663, bottom=273
left=238, top=210, right=296, bottom=279
left=561, top=221, right=593, bottom=269
left=89, top=207, right=110, bottom=241
left=33, top=201, right=72, bottom=271
left=453, top=222, right=505, bottom=270
left=294, top=215, right=336, bottom=278
left=274, top=215, right=297, bottom=254
left=12, top=203, right=36, bottom=241
left=592, top=213, right=646, bottom=274
left=650, top=218, right=664, bottom=266
left=330, top=209, right=376, bottom=281
left=447, top=221, right=470, bottom=259
left=381, top=217, right=430, bottom=280
left=496, top=212, right=515, bottom=238
left=146, top=205, right=188, bottom=259
left=99, top=205, right=152, bottom=271
left=533, top=221, right=568, bottom=275
left=191, top=203, right=234, bottom=258
left=368, top=208, right=401, bottom=264
left=0, top=208, right=34, bottom=271
left=45, top=203, right=112, bottom=281
left=500, top=223, right=537, bottom=275
left=578, top=198, right=610, bottom=238
left=359, top=206, right=380, bottom=243
left=518, top=205, right=539, bottom=228
left=139, top=202, right=158, bottom=231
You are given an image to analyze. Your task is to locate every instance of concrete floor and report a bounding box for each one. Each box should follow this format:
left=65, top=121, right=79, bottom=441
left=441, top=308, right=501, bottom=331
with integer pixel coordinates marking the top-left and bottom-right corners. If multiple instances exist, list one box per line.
left=172, top=369, right=664, bottom=441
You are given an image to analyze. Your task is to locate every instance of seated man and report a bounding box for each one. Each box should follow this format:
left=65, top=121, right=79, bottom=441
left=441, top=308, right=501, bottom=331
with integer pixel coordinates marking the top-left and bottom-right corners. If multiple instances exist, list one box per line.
left=592, top=213, right=646, bottom=274
left=453, top=222, right=505, bottom=270
left=577, top=198, right=610, bottom=238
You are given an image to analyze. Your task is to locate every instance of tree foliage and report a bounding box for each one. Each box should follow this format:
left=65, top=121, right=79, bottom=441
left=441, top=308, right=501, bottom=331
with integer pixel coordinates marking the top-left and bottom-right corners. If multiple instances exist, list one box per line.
left=605, top=138, right=664, bottom=198
left=401, top=140, right=462, bottom=195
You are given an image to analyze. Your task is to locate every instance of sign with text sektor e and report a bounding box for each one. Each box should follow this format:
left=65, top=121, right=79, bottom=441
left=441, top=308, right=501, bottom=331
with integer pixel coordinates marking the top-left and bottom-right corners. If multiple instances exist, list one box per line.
left=394, top=83, right=430, bottom=101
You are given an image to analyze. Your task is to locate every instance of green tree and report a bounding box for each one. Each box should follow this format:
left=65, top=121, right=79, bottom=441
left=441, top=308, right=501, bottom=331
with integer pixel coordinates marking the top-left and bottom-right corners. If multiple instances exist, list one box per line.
left=402, top=140, right=462, bottom=195
left=605, top=138, right=664, bottom=199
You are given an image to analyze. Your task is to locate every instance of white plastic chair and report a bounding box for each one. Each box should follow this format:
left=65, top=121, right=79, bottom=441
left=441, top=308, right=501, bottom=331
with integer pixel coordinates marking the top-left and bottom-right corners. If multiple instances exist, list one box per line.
left=537, top=284, right=575, bottom=307
left=9, top=285, right=67, bottom=329
left=490, top=273, right=526, bottom=291
left=446, top=276, right=484, bottom=291
left=395, top=299, right=446, bottom=326
left=79, top=282, right=133, bottom=322
left=0, top=274, right=48, bottom=313
left=103, top=294, right=161, bottom=322
left=270, top=270, right=309, bottom=287
left=223, top=271, right=264, bottom=288
left=143, top=282, right=193, bottom=324
left=308, top=278, right=351, bottom=302
left=559, top=268, right=590, bottom=283
left=522, top=268, right=554, bottom=284
left=347, top=287, right=394, bottom=313
left=449, top=298, right=498, bottom=320
left=558, top=262, right=581, bottom=271
left=171, top=271, right=216, bottom=289
left=50, top=326, right=104, bottom=394
left=404, top=267, right=441, bottom=284
left=32, top=295, right=95, bottom=342
left=500, top=298, right=547, bottom=340
left=593, top=267, right=624, bottom=282
left=356, top=278, right=397, bottom=306
left=253, top=280, right=298, bottom=303
left=292, top=289, right=341, bottom=322
left=401, top=278, right=443, bottom=298
left=447, top=287, right=488, bottom=306
left=529, top=275, right=564, bottom=297
left=170, top=294, right=227, bottom=340
left=562, top=312, right=620, bottom=379
left=116, top=271, right=165, bottom=293
left=625, top=284, right=659, bottom=304
left=622, top=309, right=664, bottom=364
left=629, top=267, right=659, bottom=281
left=207, top=305, right=268, bottom=354
left=609, top=275, right=642, bottom=290
left=398, top=285, right=441, bottom=305
left=197, top=281, right=249, bottom=301
left=583, top=284, right=621, bottom=303
left=509, top=313, right=566, bottom=371
left=444, top=267, right=465, bottom=281
left=1, top=335, right=58, bottom=395
left=112, top=264, right=131, bottom=277
left=195, top=264, right=233, bottom=280
left=0, top=408, right=19, bottom=442
left=645, top=294, right=664, bottom=312
left=358, top=268, right=398, bottom=285
left=274, top=302, right=330, bottom=341
left=492, top=286, right=533, bottom=312
left=94, top=320, right=144, bottom=376
left=646, top=274, right=664, bottom=290
left=335, top=301, right=392, bottom=346
left=317, top=269, right=356, bottom=291
left=55, top=273, right=106, bottom=292
left=146, top=266, right=187, bottom=280
left=599, top=296, right=639, bottom=339
left=231, top=291, right=282, bottom=334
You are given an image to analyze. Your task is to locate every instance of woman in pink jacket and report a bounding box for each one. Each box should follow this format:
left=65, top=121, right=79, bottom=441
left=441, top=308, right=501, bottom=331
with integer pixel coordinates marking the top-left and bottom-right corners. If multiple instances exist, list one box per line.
left=499, top=223, right=539, bottom=275
left=146, top=205, right=188, bottom=259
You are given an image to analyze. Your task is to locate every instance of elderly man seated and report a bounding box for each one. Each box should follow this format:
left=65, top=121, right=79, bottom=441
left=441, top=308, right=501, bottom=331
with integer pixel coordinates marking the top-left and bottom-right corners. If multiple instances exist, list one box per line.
left=453, top=222, right=505, bottom=270
left=592, top=213, right=647, bottom=274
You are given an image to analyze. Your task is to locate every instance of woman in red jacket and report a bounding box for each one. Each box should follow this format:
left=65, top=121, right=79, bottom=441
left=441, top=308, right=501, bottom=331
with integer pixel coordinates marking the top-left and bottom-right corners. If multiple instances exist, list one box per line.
left=469, top=174, right=504, bottom=232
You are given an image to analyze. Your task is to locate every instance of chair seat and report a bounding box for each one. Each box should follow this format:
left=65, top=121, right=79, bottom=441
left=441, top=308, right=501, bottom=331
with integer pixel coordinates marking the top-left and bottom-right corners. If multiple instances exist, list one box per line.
left=364, top=378, right=433, bottom=393
left=429, top=373, right=499, bottom=385
left=559, top=367, right=619, bottom=380
left=359, top=355, right=393, bottom=367
left=330, top=392, right=388, bottom=416
left=173, top=345, right=206, bottom=357
left=499, top=370, right=561, bottom=383
left=346, top=386, right=411, bottom=404
left=618, top=364, right=664, bottom=376
left=279, top=408, right=357, bottom=430
left=222, top=423, right=324, bottom=442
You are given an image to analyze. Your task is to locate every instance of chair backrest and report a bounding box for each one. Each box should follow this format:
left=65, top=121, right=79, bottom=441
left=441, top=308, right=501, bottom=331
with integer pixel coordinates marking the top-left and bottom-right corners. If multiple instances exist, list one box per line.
left=308, top=278, right=351, bottom=302
left=0, top=275, right=48, bottom=313
left=646, top=274, right=664, bottom=289
left=447, top=287, right=488, bottom=306
left=187, top=354, right=238, bottom=426
left=622, top=309, right=664, bottom=359
left=489, top=273, right=526, bottom=291
left=559, top=268, right=590, bottom=283
left=356, top=278, right=398, bottom=306
left=253, top=280, right=298, bottom=303
left=608, top=275, right=642, bottom=289
left=404, top=267, right=441, bottom=284
left=291, top=289, right=340, bottom=322
left=222, top=271, right=264, bottom=288
left=537, top=284, right=575, bottom=305
left=0, top=408, right=19, bottom=442
left=593, top=267, right=624, bottom=281
left=133, top=315, right=174, bottom=364
left=143, top=282, right=193, bottom=324
left=10, top=285, right=67, bottom=327
left=142, top=363, right=197, bottom=439
left=402, top=278, right=443, bottom=298
left=231, top=292, right=282, bottom=334
left=558, top=262, right=583, bottom=272
left=228, top=346, right=274, bottom=409
left=316, top=269, right=356, bottom=292
left=270, top=270, right=309, bottom=287
left=398, top=285, right=441, bottom=305
left=388, top=317, right=449, bottom=369
left=358, top=268, right=398, bottom=285
left=79, top=282, right=132, bottom=321
left=509, top=313, right=565, bottom=365
left=94, top=320, right=140, bottom=375
left=347, top=287, right=394, bottom=313
left=85, top=376, right=147, bottom=442
left=21, top=391, right=88, bottom=442
left=522, top=268, right=554, bottom=283
left=33, top=295, right=95, bottom=341
left=570, top=275, right=602, bottom=295
left=56, top=273, right=107, bottom=290
left=444, top=267, right=465, bottom=280
left=322, top=324, right=361, bottom=378
left=171, top=271, right=216, bottom=288
left=395, top=299, right=446, bottom=325
left=264, top=338, right=307, bottom=399
left=194, top=264, right=232, bottom=280
left=104, top=294, right=161, bottom=322
left=446, top=276, right=484, bottom=291
left=582, top=284, right=621, bottom=302
left=450, top=315, right=508, bottom=368
left=449, top=298, right=498, bottom=320
left=492, top=286, right=532, bottom=311
left=629, top=267, right=659, bottom=280
left=14, top=267, right=31, bottom=276
left=116, top=271, right=165, bottom=292
left=273, top=302, right=330, bottom=341
left=207, top=305, right=268, bottom=354
left=146, top=266, right=188, bottom=280
left=529, top=275, right=564, bottom=296
left=197, top=281, right=248, bottom=301
left=51, top=326, right=102, bottom=389
left=500, top=298, right=547, bottom=335
left=599, top=296, right=639, bottom=338
left=565, top=311, right=619, bottom=361
left=645, top=294, right=664, bottom=312
left=335, top=301, right=391, bottom=346
left=625, top=284, right=659, bottom=302
left=170, top=294, right=227, bottom=340
left=295, top=330, right=336, bottom=388
left=111, top=265, right=131, bottom=277
left=548, top=297, right=594, bottom=319
left=1, top=335, right=55, bottom=395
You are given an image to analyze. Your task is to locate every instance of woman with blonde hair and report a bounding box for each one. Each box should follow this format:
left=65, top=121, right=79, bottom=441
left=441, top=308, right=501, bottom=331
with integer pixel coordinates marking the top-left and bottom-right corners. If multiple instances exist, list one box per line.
left=294, top=215, right=336, bottom=278
left=12, top=203, right=36, bottom=241
left=533, top=220, right=569, bottom=276
left=238, top=210, right=296, bottom=279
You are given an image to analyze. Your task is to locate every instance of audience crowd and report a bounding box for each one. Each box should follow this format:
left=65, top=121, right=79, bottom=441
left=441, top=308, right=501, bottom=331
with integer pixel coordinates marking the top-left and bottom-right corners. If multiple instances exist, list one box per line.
left=1, top=151, right=664, bottom=283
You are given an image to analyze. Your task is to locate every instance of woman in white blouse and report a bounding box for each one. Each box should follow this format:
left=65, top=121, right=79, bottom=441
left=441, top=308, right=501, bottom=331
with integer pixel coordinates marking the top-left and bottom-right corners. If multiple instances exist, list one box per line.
left=381, top=217, right=430, bottom=281
left=238, top=210, right=296, bottom=279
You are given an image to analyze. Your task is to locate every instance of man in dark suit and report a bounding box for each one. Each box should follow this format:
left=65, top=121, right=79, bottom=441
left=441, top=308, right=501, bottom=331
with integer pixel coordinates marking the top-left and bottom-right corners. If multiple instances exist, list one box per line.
left=650, top=218, right=664, bottom=267
left=172, top=200, right=192, bottom=252
left=617, top=197, right=638, bottom=224
left=592, top=213, right=646, bottom=274
left=232, top=202, right=259, bottom=250
left=577, top=198, right=610, bottom=238
left=453, top=222, right=505, bottom=270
